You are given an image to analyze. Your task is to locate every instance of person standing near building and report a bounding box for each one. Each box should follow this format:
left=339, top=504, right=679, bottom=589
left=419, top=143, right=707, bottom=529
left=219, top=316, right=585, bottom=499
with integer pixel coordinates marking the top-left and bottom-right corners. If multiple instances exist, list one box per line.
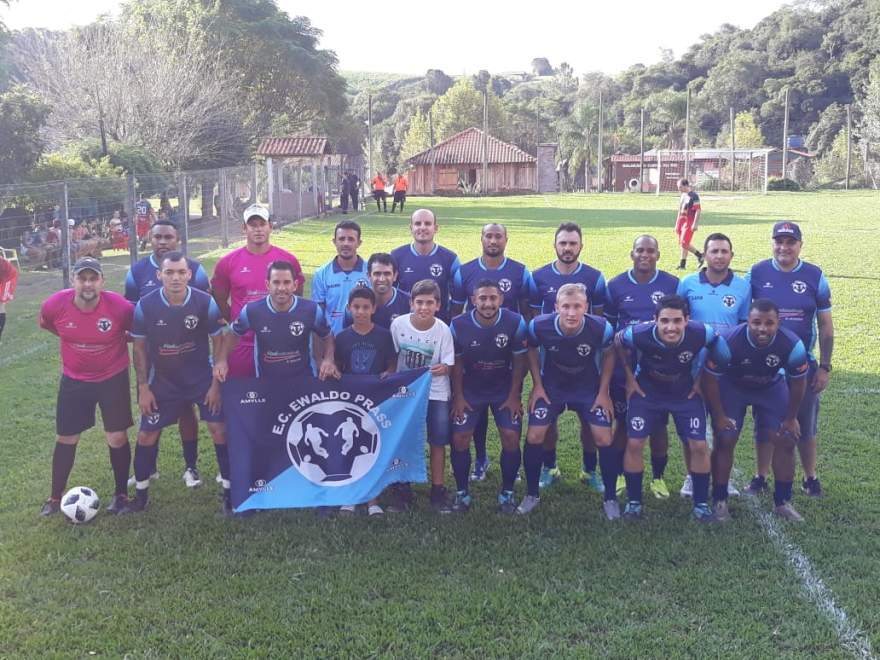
left=340, top=173, right=350, bottom=214
left=349, top=172, right=360, bottom=212
left=371, top=172, right=388, bottom=212
left=391, top=171, right=408, bottom=214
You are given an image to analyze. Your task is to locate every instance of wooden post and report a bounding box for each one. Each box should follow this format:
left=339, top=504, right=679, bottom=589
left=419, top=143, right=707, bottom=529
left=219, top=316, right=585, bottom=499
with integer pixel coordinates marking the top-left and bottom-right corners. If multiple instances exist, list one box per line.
left=266, top=158, right=275, bottom=217
left=845, top=104, right=852, bottom=190
left=639, top=108, right=645, bottom=193
left=597, top=90, right=604, bottom=193
left=730, top=107, right=736, bottom=191
left=482, top=90, right=489, bottom=195
left=782, top=87, right=790, bottom=179
left=297, top=167, right=303, bottom=220
left=684, top=86, right=691, bottom=178
left=656, top=149, right=662, bottom=196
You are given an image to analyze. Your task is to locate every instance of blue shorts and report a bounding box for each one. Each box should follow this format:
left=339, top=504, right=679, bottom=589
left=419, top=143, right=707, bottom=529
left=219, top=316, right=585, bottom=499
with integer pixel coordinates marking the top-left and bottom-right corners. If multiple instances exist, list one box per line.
left=528, top=390, right=611, bottom=429
left=716, top=376, right=789, bottom=443
left=139, top=379, right=223, bottom=431
left=427, top=399, right=451, bottom=446
left=610, top=381, right=629, bottom=418
left=791, top=363, right=819, bottom=441
left=452, top=394, right=522, bottom=433
left=627, top=393, right=706, bottom=443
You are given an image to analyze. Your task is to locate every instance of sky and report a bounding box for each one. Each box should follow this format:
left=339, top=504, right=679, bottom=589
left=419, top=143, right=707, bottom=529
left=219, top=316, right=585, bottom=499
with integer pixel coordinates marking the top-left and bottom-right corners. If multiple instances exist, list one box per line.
left=2, top=0, right=791, bottom=76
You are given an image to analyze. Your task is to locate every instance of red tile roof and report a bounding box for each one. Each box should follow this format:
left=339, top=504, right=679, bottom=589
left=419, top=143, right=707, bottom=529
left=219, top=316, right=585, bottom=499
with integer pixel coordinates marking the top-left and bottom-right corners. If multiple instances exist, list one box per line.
left=406, top=127, right=536, bottom=166
left=256, top=136, right=331, bottom=157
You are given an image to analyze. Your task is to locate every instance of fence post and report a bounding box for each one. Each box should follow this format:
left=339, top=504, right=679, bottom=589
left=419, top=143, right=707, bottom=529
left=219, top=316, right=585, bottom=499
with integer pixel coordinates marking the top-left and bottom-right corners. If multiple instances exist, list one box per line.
left=763, top=149, right=770, bottom=195
left=60, top=182, right=71, bottom=288
left=297, top=167, right=303, bottom=221
left=219, top=169, right=229, bottom=248
left=126, top=174, right=138, bottom=266
left=178, top=173, right=189, bottom=256
left=251, top=162, right=258, bottom=205
left=656, top=150, right=662, bottom=196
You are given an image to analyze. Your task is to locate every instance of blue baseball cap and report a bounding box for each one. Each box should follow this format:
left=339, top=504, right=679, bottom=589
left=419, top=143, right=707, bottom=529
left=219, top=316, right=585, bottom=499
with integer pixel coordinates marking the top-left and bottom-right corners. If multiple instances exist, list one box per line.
left=772, top=221, right=802, bottom=241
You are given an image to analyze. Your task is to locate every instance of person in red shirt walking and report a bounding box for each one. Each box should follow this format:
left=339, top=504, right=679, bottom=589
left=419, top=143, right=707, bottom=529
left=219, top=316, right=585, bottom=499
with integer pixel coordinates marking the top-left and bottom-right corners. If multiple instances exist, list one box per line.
left=38, top=258, right=135, bottom=516
left=674, top=178, right=705, bottom=270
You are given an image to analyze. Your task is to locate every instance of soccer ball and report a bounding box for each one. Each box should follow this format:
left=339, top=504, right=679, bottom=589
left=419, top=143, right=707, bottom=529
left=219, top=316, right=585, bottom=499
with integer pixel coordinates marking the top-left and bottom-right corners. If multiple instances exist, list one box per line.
left=61, top=486, right=100, bottom=524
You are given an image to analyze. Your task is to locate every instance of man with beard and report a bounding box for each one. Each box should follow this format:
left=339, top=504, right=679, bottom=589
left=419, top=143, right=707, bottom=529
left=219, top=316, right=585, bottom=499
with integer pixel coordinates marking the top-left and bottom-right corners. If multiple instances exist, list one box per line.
left=311, top=220, right=369, bottom=335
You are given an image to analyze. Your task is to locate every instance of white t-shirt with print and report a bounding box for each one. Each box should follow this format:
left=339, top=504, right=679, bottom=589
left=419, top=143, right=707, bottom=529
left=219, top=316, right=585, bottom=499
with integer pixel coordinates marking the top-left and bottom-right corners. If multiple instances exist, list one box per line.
left=390, top=314, right=455, bottom=401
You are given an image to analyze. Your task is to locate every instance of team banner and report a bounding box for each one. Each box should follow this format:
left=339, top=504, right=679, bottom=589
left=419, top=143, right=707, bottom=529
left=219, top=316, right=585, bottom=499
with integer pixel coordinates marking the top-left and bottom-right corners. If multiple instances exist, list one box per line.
left=222, top=369, right=430, bottom=512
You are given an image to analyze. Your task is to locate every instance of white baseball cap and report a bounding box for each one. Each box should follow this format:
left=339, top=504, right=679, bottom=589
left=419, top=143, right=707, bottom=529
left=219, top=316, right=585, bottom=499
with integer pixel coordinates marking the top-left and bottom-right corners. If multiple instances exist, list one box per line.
left=68, top=218, right=76, bottom=226
left=243, top=204, right=270, bottom=223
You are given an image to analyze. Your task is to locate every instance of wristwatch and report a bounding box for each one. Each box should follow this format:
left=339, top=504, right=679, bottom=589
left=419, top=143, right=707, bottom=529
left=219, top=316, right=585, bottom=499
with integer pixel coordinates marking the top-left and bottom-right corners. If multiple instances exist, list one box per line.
left=819, top=363, right=832, bottom=373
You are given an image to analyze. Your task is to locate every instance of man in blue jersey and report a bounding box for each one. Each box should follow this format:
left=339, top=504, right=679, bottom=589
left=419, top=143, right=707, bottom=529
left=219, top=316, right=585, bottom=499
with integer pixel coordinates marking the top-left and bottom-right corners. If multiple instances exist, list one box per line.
left=524, top=283, right=616, bottom=516
left=311, top=220, right=369, bottom=335
left=529, top=222, right=608, bottom=493
left=449, top=280, right=528, bottom=514
left=391, top=209, right=460, bottom=323
left=604, top=235, right=679, bottom=500
left=214, top=261, right=338, bottom=381
left=451, top=222, right=533, bottom=481
left=703, top=299, right=810, bottom=521
left=616, top=295, right=718, bottom=522
left=128, top=252, right=230, bottom=514
left=745, top=222, right=833, bottom=498
left=343, top=253, right=411, bottom=330
left=124, top=219, right=210, bottom=489
left=676, top=232, right=750, bottom=498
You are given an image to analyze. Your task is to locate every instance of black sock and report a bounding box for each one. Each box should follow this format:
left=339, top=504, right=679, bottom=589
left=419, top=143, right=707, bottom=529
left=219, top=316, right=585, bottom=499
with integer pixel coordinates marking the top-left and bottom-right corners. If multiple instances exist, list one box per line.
left=583, top=449, right=598, bottom=473
left=691, top=472, right=710, bottom=506
left=430, top=484, right=446, bottom=498
left=450, top=447, right=471, bottom=492
left=774, top=480, right=793, bottom=506
left=50, top=442, right=77, bottom=500
left=712, top=482, right=728, bottom=503
left=695, top=250, right=703, bottom=259
left=214, top=443, right=230, bottom=483
left=0, top=312, right=6, bottom=340
left=108, top=444, right=131, bottom=496
left=679, top=258, right=687, bottom=268
left=150, top=435, right=160, bottom=474
left=542, top=448, right=557, bottom=469
left=134, top=443, right=158, bottom=485
left=473, top=412, right=488, bottom=463
left=624, top=470, right=643, bottom=503
left=651, top=454, right=668, bottom=480
left=598, top=446, right=618, bottom=502
left=615, top=447, right=625, bottom=476
left=500, top=447, right=521, bottom=491
left=182, top=438, right=198, bottom=470
left=523, top=443, right=543, bottom=497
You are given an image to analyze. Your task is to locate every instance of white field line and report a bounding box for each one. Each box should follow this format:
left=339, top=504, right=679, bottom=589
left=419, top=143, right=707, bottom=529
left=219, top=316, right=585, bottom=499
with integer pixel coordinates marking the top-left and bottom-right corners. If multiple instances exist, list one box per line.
left=733, top=468, right=876, bottom=659
left=0, top=341, right=53, bottom=369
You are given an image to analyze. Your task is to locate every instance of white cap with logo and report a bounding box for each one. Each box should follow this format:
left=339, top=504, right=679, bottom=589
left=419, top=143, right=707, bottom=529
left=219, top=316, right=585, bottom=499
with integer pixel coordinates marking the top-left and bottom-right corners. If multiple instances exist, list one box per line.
left=243, top=204, right=270, bottom=223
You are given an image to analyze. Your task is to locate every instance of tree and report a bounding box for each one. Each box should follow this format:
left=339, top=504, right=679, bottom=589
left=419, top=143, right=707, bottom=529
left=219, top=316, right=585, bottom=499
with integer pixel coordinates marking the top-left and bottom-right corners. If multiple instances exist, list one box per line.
left=531, top=58, right=553, bottom=76
left=554, top=99, right=600, bottom=191
left=859, top=61, right=880, bottom=148
left=716, top=111, right=767, bottom=148
left=0, top=84, right=50, bottom=184
left=813, top=127, right=863, bottom=185
left=431, top=78, right=507, bottom=141
left=424, top=69, right=452, bottom=95
left=400, top=110, right=432, bottom=161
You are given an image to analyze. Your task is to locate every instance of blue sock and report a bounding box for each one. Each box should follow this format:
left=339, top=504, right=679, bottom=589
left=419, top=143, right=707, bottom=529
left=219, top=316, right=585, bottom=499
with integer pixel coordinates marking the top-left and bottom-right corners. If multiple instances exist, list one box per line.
left=450, top=447, right=471, bottom=492
left=712, top=483, right=728, bottom=503
left=213, top=444, right=230, bottom=482
left=500, top=447, right=521, bottom=491
left=182, top=438, right=198, bottom=470
left=583, top=448, right=598, bottom=473
left=134, top=443, right=158, bottom=486
left=691, top=472, right=710, bottom=506
left=473, top=411, right=489, bottom=463
left=523, top=443, right=543, bottom=497
left=598, top=446, right=618, bottom=502
left=651, top=453, right=668, bottom=480
left=615, top=447, right=626, bottom=475
left=542, top=448, right=557, bottom=469
left=774, top=480, right=793, bottom=506
left=624, top=471, right=643, bottom=503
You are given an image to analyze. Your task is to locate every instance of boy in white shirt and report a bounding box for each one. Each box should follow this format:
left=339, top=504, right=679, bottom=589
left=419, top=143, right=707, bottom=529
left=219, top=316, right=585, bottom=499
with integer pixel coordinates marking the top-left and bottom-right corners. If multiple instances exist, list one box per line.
left=390, top=279, right=455, bottom=512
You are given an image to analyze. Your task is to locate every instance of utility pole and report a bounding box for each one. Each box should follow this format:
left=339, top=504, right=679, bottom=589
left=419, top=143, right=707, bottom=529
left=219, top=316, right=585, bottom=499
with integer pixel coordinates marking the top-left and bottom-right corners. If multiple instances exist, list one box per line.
left=597, top=90, right=604, bottom=193
left=482, top=89, right=489, bottom=195
left=782, top=87, right=790, bottom=179
left=845, top=103, right=852, bottom=190
left=730, top=107, right=736, bottom=191
left=684, top=85, right=691, bottom=178
left=367, top=93, right=373, bottom=193
left=429, top=108, right=436, bottom=194
left=639, top=108, right=645, bottom=193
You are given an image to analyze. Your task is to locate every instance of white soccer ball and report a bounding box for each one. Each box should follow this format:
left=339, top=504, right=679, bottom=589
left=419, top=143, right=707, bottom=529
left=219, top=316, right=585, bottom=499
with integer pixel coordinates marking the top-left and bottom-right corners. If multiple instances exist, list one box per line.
left=61, top=486, right=100, bottom=524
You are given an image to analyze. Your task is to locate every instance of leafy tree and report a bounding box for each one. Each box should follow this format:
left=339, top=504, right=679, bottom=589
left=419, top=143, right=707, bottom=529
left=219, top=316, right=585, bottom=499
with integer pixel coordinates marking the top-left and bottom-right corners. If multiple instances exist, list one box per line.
left=0, top=85, right=50, bottom=184
left=424, top=69, right=452, bottom=95
left=716, top=111, right=767, bottom=148
left=813, top=127, right=863, bottom=184
left=531, top=58, right=553, bottom=76
left=400, top=110, right=431, bottom=161
left=431, top=78, right=507, bottom=141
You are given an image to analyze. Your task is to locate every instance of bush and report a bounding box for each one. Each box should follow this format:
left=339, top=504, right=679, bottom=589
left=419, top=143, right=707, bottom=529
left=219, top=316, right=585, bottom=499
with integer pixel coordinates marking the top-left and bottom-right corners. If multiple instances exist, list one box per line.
left=767, top=177, right=801, bottom=191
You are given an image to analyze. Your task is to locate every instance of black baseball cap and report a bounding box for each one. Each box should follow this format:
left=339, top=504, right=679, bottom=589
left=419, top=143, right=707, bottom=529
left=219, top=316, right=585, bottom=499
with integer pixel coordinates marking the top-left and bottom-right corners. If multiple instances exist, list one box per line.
left=72, top=257, right=103, bottom=276
left=772, top=221, right=802, bottom=241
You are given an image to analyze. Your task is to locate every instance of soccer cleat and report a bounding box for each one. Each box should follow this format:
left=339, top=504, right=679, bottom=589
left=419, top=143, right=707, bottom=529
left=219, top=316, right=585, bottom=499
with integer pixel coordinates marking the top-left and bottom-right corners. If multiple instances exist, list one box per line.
left=39, top=498, right=61, bottom=517
left=515, top=495, right=541, bottom=515
left=215, top=473, right=223, bottom=484
left=497, top=490, right=517, bottom=515
left=713, top=500, right=732, bottom=523
left=679, top=474, right=693, bottom=498
left=580, top=470, right=605, bottom=494
left=127, top=492, right=150, bottom=513
left=539, top=466, right=561, bottom=489
left=452, top=490, right=472, bottom=513
left=127, top=471, right=159, bottom=489
left=692, top=503, right=717, bottom=524
left=470, top=457, right=490, bottom=482
left=367, top=504, right=384, bottom=517
left=615, top=474, right=626, bottom=497
left=182, top=467, right=202, bottom=489
left=802, top=477, right=823, bottom=497
left=650, top=478, right=670, bottom=499
left=743, top=475, right=768, bottom=496
left=338, top=505, right=357, bottom=517
left=727, top=482, right=740, bottom=497
left=430, top=487, right=452, bottom=514
left=774, top=502, right=804, bottom=522
left=622, top=501, right=643, bottom=519
left=106, top=494, right=131, bottom=515
left=314, top=506, right=336, bottom=520
left=603, top=499, right=621, bottom=520
left=385, top=484, right=412, bottom=513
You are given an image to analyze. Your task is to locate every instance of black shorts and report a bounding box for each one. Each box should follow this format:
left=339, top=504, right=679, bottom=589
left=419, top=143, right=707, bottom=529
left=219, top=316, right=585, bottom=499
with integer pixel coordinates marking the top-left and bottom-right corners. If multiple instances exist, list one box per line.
left=372, top=190, right=387, bottom=201
left=56, top=368, right=134, bottom=436
left=393, top=191, right=406, bottom=203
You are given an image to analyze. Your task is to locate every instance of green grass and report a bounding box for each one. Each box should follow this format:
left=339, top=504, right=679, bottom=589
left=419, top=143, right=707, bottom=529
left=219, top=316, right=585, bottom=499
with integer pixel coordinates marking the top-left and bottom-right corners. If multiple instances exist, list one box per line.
left=1, top=191, right=878, bottom=657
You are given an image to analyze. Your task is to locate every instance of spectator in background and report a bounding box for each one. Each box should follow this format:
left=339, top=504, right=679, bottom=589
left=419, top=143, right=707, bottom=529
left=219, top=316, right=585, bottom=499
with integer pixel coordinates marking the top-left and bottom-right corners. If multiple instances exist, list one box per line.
left=340, top=173, right=350, bottom=214
left=349, top=172, right=360, bottom=212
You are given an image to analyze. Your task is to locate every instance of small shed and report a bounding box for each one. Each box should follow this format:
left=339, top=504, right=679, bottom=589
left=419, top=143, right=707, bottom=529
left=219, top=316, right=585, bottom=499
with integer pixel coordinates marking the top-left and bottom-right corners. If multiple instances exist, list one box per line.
left=404, top=127, right=537, bottom=195
left=257, top=136, right=333, bottom=221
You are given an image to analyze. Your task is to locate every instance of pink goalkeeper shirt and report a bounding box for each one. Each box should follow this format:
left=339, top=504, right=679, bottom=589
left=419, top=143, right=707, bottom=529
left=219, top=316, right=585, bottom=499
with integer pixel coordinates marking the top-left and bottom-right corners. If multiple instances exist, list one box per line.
left=39, top=289, right=134, bottom=382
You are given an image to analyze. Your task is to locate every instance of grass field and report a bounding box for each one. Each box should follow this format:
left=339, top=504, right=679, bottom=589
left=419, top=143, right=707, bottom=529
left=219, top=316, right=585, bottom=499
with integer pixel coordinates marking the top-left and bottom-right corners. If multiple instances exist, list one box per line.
left=1, top=191, right=878, bottom=657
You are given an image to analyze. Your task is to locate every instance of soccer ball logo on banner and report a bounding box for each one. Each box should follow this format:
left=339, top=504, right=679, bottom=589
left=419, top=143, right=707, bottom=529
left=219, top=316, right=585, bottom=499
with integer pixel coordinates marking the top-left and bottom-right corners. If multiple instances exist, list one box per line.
left=285, top=401, right=380, bottom=486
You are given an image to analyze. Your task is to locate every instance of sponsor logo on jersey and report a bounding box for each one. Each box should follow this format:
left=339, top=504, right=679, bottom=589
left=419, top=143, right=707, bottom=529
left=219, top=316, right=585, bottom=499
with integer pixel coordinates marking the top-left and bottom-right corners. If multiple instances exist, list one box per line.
left=240, top=390, right=267, bottom=404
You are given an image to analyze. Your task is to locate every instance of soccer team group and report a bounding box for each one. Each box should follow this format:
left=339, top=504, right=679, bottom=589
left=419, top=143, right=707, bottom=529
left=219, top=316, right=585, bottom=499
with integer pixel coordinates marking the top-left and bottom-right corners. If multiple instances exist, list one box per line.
left=35, top=178, right=834, bottom=523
